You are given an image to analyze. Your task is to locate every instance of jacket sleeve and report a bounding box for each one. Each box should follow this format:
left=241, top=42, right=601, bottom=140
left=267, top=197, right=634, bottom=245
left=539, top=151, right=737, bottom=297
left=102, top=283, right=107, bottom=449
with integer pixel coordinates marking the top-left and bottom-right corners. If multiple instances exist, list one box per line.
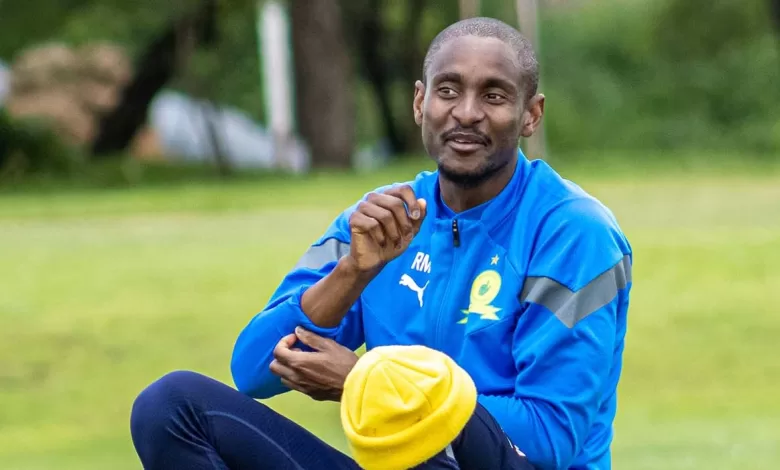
left=230, top=207, right=366, bottom=399
left=478, top=198, right=632, bottom=469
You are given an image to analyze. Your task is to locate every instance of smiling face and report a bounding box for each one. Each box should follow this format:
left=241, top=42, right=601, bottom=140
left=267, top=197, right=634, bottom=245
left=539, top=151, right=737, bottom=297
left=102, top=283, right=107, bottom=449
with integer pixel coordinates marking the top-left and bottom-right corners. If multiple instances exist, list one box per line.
left=413, top=35, right=543, bottom=188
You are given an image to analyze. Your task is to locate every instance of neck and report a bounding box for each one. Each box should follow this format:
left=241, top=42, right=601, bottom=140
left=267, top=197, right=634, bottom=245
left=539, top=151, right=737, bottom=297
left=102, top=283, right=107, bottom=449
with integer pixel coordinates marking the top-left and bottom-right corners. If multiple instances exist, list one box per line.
left=439, top=158, right=517, bottom=213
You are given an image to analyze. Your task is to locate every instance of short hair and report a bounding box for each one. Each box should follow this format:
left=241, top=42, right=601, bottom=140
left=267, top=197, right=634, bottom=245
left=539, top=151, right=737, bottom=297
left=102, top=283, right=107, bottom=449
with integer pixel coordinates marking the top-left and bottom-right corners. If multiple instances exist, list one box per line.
left=422, top=17, right=539, bottom=101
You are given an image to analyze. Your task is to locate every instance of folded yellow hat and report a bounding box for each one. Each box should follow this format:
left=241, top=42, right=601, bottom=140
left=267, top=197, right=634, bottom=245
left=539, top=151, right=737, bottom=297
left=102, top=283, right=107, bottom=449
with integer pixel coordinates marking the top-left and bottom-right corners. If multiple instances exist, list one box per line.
left=340, top=345, right=477, bottom=470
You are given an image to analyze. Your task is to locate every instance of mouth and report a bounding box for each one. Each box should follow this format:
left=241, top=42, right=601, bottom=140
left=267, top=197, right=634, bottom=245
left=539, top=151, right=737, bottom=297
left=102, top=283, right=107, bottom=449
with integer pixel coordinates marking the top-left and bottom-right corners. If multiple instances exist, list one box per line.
left=444, top=132, right=488, bottom=153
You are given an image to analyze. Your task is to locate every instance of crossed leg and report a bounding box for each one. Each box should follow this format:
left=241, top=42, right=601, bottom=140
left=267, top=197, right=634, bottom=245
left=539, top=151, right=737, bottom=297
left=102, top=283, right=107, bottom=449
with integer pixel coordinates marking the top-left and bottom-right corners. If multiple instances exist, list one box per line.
left=130, top=371, right=534, bottom=469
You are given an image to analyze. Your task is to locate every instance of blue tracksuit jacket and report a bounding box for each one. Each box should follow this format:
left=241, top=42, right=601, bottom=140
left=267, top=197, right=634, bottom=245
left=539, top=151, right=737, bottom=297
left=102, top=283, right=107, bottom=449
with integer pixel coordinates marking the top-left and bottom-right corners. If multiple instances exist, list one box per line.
left=231, top=151, right=633, bottom=470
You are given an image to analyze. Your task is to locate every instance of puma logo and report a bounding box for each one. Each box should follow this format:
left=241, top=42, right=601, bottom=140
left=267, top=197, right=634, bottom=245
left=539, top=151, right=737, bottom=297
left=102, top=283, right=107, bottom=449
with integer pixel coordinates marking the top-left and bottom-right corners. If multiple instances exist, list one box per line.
left=399, top=274, right=429, bottom=307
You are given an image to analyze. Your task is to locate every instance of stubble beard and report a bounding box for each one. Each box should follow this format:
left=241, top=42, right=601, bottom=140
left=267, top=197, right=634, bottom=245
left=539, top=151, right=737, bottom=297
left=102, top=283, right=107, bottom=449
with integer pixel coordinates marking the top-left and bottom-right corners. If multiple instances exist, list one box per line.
left=437, top=153, right=511, bottom=190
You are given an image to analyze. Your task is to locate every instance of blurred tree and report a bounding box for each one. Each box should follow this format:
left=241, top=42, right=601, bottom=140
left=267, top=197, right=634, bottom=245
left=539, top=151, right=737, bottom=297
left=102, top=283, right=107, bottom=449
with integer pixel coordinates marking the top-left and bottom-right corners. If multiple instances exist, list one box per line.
left=290, top=0, right=355, bottom=168
left=91, top=0, right=219, bottom=157
left=341, top=0, right=458, bottom=156
left=653, top=0, right=772, bottom=60
left=342, top=0, right=425, bottom=155
left=0, top=0, right=94, bottom=60
left=0, top=108, right=84, bottom=179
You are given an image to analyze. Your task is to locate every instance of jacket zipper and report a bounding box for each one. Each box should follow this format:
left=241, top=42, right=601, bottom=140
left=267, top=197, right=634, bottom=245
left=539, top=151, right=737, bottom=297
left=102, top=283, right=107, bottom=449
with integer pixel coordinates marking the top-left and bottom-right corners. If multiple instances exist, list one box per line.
left=434, top=218, right=459, bottom=349
left=451, top=219, right=460, bottom=247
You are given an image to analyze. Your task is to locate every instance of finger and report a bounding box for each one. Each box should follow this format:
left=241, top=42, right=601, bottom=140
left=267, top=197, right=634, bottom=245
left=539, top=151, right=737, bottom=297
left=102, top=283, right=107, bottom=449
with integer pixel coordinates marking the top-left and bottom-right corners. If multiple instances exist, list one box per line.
left=280, top=377, right=313, bottom=395
left=273, top=334, right=301, bottom=364
left=308, top=390, right=334, bottom=402
left=272, top=333, right=297, bottom=353
left=366, top=192, right=413, bottom=239
left=404, top=198, right=427, bottom=236
left=349, top=210, right=387, bottom=247
left=358, top=198, right=401, bottom=247
left=280, top=377, right=298, bottom=391
left=384, top=185, right=421, bottom=221
left=295, top=326, right=335, bottom=352
left=271, top=355, right=323, bottom=385
left=272, top=359, right=311, bottom=394
left=274, top=362, right=323, bottom=397
left=280, top=333, right=297, bottom=347
left=384, top=186, right=427, bottom=236
left=415, top=198, right=428, bottom=231
left=270, top=358, right=298, bottom=380
left=280, top=377, right=323, bottom=400
left=268, top=361, right=306, bottom=383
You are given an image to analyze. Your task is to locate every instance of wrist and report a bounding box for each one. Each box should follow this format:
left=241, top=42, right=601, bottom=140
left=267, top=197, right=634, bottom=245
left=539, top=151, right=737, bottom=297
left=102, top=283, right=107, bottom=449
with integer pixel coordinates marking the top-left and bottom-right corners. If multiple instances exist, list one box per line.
left=336, top=256, right=381, bottom=286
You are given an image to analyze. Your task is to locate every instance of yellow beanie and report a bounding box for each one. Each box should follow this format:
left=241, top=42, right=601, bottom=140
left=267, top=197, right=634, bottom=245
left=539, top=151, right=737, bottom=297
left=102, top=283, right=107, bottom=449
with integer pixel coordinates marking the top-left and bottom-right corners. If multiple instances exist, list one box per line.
left=340, top=345, right=477, bottom=470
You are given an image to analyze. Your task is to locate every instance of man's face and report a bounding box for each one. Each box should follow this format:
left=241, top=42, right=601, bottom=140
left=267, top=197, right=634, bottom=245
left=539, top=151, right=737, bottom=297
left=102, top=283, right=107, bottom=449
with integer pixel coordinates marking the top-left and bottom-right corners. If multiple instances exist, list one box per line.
left=413, top=35, right=543, bottom=187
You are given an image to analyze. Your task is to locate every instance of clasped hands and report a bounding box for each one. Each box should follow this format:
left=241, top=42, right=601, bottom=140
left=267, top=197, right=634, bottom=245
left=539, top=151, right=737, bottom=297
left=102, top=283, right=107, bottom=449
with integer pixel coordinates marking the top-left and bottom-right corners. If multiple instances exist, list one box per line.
left=270, top=326, right=359, bottom=402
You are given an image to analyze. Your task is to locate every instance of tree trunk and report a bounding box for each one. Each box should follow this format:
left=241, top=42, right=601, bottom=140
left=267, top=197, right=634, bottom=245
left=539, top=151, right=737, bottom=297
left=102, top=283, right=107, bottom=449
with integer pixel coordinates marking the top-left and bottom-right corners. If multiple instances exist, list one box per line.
left=90, top=0, right=217, bottom=157
left=459, top=0, right=480, bottom=19
left=771, top=0, right=780, bottom=35
left=515, top=0, right=546, bottom=160
left=352, top=0, right=404, bottom=154
left=200, top=100, right=231, bottom=176
left=397, top=0, right=428, bottom=156
left=290, top=0, right=355, bottom=168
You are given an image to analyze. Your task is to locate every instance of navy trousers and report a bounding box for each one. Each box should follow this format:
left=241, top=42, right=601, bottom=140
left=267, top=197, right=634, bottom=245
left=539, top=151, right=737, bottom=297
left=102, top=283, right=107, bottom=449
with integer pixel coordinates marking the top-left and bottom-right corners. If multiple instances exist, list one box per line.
left=130, top=370, right=534, bottom=470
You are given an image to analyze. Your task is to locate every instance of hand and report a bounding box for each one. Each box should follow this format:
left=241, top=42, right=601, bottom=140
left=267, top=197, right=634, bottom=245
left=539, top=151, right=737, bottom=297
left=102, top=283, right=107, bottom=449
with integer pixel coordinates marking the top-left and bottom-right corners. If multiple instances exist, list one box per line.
left=347, top=185, right=427, bottom=274
left=270, top=327, right=359, bottom=402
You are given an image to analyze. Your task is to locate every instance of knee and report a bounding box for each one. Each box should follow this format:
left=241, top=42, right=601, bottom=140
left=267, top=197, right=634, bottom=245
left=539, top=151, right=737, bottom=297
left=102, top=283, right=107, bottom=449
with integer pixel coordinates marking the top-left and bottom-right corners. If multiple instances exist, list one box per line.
left=130, top=370, right=209, bottom=437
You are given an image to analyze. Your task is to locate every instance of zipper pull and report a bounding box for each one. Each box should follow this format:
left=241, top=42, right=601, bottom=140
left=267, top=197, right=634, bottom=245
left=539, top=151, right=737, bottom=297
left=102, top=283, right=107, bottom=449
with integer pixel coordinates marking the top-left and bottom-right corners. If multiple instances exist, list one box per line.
left=452, top=219, right=460, bottom=247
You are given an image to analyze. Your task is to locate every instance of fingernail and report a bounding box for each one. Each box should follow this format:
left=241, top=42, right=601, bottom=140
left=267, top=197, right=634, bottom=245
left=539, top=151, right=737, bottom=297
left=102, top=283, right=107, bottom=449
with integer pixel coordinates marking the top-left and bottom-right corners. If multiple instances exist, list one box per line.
left=412, top=209, right=420, bottom=219
left=295, top=326, right=303, bottom=335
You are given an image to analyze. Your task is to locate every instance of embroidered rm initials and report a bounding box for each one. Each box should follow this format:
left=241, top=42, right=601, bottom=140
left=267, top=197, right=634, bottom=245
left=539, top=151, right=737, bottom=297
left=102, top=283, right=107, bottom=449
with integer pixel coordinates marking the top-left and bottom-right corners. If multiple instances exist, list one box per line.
left=411, top=252, right=431, bottom=273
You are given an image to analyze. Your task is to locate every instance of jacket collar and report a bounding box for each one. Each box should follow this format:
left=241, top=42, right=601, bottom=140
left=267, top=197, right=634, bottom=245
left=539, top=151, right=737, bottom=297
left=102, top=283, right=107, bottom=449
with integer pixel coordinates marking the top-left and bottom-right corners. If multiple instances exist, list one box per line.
left=432, top=149, right=530, bottom=229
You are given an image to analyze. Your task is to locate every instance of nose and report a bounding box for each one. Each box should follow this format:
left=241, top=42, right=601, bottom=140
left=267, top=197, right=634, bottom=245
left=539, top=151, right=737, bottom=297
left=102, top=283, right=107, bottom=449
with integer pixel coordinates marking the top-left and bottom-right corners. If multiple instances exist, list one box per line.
left=451, top=92, right=485, bottom=127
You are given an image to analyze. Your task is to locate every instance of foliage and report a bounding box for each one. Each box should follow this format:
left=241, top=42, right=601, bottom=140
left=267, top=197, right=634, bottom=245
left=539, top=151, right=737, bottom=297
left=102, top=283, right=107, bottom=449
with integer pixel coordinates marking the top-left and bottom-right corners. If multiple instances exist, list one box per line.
left=540, top=0, right=780, bottom=157
left=171, top=1, right=264, bottom=119
left=0, top=0, right=184, bottom=60
left=0, top=110, right=86, bottom=180
left=1, top=0, right=778, bottom=171
left=0, top=0, right=263, bottom=116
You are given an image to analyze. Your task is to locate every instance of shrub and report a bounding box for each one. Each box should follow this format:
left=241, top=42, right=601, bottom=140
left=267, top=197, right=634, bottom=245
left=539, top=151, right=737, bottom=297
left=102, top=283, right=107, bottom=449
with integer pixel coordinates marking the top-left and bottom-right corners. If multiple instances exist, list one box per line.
left=539, top=0, right=780, bottom=158
left=0, top=109, right=85, bottom=180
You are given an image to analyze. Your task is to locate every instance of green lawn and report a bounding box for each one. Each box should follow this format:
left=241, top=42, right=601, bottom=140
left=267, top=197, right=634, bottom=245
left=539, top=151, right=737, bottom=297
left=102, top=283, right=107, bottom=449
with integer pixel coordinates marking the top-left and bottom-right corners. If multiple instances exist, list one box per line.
left=1, top=158, right=779, bottom=469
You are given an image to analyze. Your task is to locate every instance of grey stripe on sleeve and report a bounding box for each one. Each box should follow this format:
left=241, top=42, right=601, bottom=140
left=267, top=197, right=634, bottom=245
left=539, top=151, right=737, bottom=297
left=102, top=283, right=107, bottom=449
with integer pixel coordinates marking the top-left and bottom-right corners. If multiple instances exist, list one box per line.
left=293, top=238, right=350, bottom=270
left=520, top=255, right=632, bottom=328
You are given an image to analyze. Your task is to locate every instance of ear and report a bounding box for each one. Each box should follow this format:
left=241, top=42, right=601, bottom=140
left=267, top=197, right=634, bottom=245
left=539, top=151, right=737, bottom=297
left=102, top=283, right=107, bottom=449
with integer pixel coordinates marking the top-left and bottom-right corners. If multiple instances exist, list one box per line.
left=520, top=94, right=545, bottom=138
left=413, top=80, right=425, bottom=127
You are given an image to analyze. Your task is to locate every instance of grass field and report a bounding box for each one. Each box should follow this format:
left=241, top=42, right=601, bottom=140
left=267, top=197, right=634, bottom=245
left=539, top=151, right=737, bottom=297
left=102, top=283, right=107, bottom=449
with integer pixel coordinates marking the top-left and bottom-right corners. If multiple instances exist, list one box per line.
left=1, top=157, right=779, bottom=469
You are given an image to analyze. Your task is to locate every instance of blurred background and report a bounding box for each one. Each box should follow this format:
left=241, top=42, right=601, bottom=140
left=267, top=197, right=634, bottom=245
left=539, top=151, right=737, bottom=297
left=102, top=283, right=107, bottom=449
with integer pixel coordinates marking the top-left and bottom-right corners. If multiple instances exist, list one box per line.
left=0, top=0, right=778, bottom=469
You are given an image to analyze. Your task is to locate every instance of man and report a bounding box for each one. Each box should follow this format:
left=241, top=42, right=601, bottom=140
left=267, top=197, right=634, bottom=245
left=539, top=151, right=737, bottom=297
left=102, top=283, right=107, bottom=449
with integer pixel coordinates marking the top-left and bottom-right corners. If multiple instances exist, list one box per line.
left=131, top=16, right=632, bottom=470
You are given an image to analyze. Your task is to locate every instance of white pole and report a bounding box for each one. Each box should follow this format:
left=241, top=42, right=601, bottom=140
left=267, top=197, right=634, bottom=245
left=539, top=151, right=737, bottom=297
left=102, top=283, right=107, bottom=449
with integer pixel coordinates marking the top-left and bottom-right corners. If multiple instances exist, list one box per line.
left=515, top=0, right=546, bottom=160
left=259, top=0, right=305, bottom=172
left=459, top=0, right=481, bottom=19
left=515, top=0, right=539, bottom=48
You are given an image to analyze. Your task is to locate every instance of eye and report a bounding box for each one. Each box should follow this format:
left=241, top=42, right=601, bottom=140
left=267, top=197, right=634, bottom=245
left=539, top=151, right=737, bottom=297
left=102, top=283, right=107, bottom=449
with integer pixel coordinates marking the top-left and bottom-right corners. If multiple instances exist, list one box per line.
left=485, top=93, right=506, bottom=103
left=437, top=87, right=458, bottom=98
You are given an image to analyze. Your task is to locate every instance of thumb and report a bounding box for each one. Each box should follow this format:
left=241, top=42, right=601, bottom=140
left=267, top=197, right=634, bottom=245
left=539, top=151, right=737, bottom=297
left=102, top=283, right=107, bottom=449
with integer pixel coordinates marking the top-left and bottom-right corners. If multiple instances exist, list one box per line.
left=412, top=198, right=427, bottom=232
left=295, top=327, right=332, bottom=351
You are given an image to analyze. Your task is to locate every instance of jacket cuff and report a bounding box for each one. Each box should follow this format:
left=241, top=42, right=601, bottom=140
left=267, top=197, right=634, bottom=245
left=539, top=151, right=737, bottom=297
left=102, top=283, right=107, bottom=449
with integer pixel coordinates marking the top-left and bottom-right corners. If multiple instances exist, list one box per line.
left=286, top=285, right=345, bottom=339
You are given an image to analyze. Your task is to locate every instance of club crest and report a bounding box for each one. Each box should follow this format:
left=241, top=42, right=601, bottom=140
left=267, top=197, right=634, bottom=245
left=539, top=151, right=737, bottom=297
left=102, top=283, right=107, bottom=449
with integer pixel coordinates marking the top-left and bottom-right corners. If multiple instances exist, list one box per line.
left=459, top=269, right=502, bottom=324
